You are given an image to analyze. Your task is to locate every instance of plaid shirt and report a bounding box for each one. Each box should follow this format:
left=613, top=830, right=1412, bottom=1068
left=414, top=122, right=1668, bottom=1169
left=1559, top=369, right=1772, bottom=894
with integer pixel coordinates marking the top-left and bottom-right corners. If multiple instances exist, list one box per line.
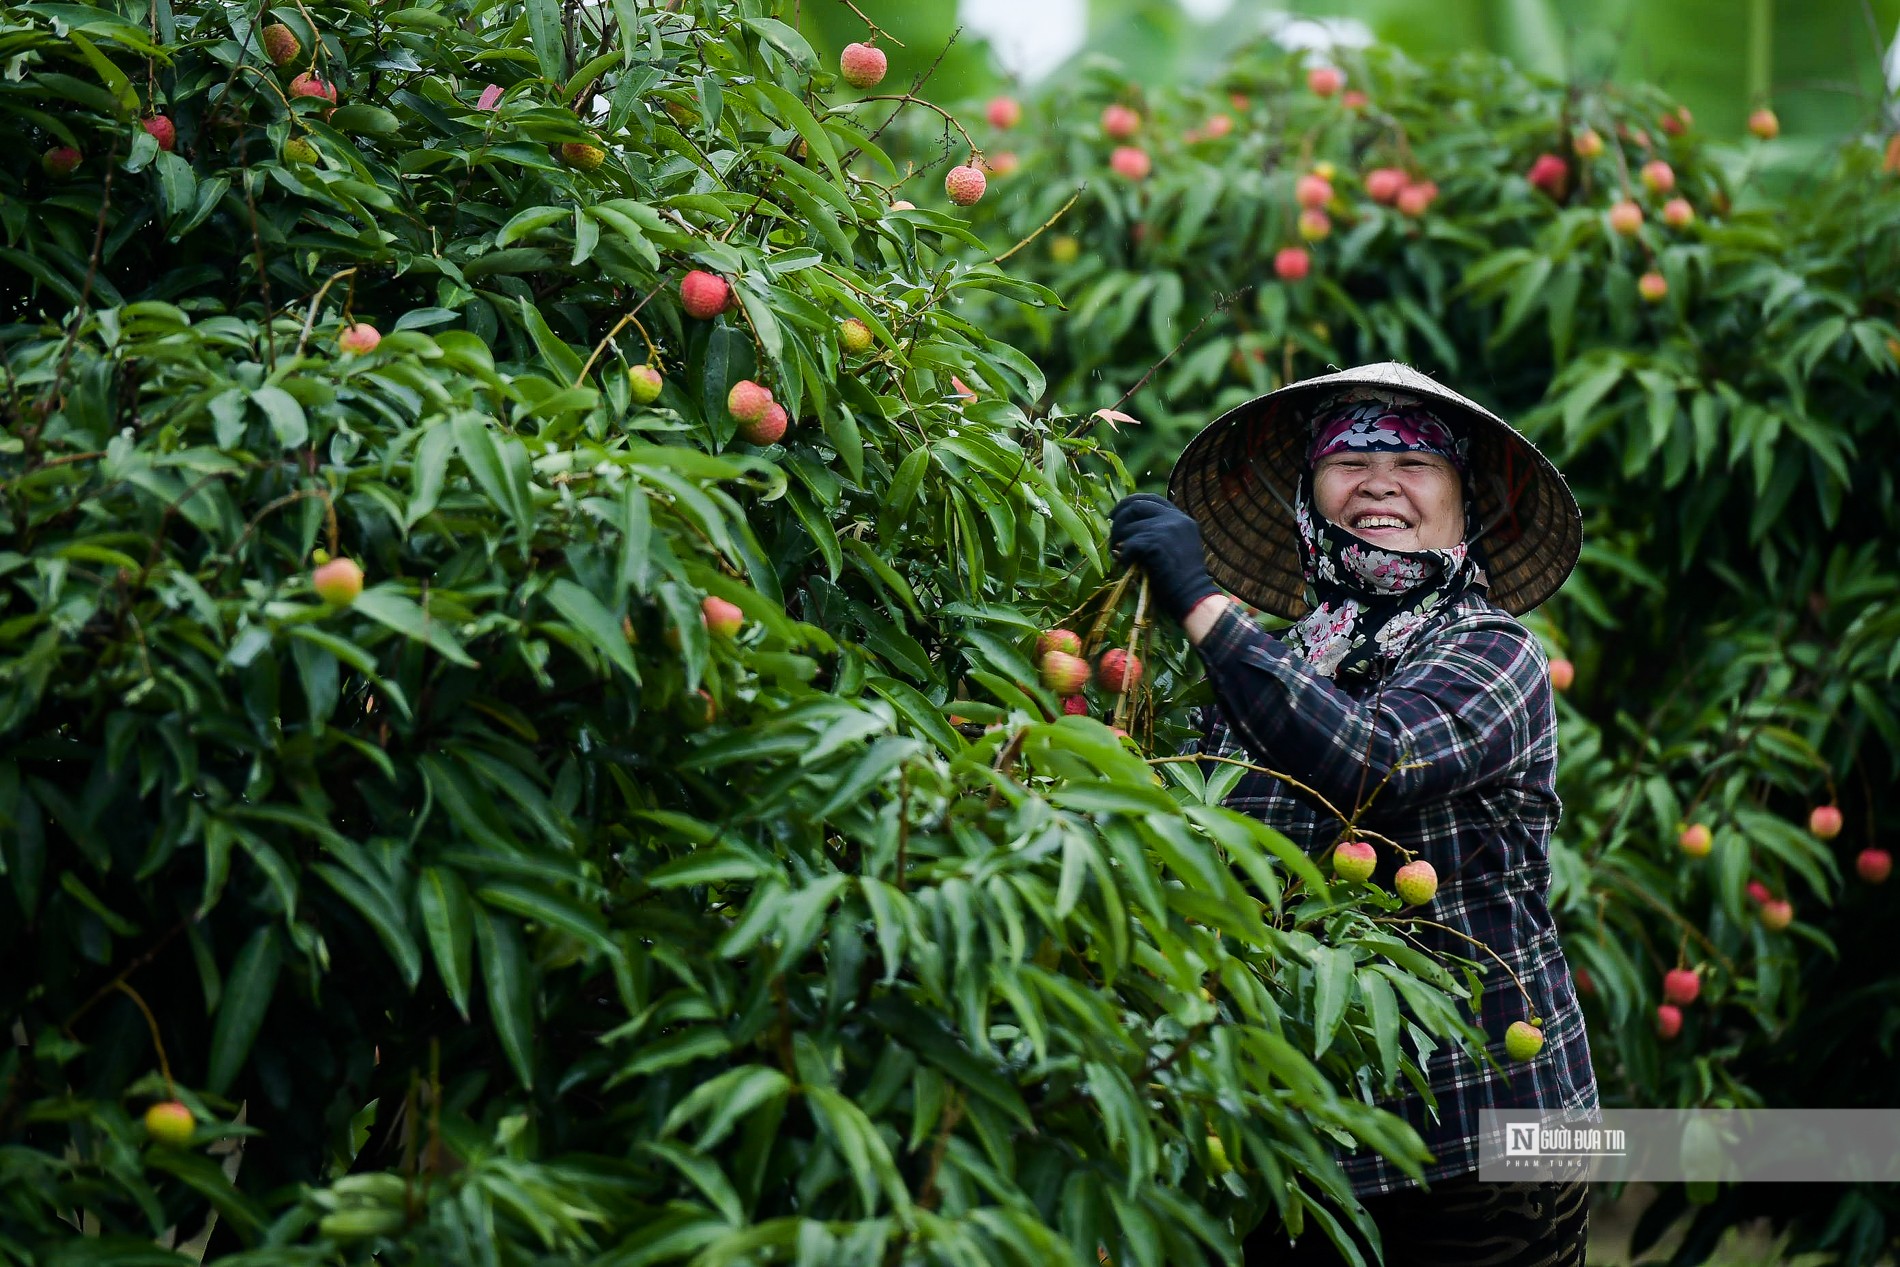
left=1192, top=592, right=1598, bottom=1198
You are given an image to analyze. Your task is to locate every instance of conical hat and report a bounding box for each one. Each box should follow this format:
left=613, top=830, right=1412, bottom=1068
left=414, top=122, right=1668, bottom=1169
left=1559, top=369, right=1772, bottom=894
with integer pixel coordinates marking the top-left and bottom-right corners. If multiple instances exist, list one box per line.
left=1165, top=361, right=1582, bottom=619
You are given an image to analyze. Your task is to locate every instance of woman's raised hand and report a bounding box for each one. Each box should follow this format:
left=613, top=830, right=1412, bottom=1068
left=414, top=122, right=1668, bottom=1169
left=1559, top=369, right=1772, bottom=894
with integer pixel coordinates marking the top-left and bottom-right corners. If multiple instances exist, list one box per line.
left=1107, top=494, right=1220, bottom=624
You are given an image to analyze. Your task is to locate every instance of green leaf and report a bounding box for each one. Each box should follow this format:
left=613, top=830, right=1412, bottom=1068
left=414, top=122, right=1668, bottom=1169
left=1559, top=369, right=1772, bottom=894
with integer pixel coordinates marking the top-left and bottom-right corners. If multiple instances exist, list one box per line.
left=350, top=585, right=479, bottom=667
left=526, top=0, right=567, bottom=81
left=473, top=907, right=537, bottom=1088
left=544, top=578, right=640, bottom=682
left=207, top=927, right=281, bottom=1095
left=418, top=866, right=476, bottom=1019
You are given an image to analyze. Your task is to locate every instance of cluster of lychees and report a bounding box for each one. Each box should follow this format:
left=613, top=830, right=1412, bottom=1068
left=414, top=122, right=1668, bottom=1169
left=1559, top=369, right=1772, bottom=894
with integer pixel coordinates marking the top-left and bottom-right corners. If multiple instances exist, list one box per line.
left=1034, top=627, right=1143, bottom=736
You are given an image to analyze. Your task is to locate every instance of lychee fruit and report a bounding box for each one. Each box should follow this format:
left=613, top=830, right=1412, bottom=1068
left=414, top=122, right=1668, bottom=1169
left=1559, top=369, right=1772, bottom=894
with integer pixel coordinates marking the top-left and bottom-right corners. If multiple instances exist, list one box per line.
left=1857, top=847, right=1891, bottom=884
left=727, top=379, right=773, bottom=425
left=1394, top=859, right=1438, bottom=906
left=1205, top=1132, right=1232, bottom=1174
left=261, top=21, right=301, bottom=66
left=283, top=137, right=319, bottom=164
left=1101, top=104, right=1140, bottom=139
left=1109, top=146, right=1150, bottom=180
left=1748, top=108, right=1779, bottom=140
left=1662, top=968, right=1700, bottom=1006
left=1572, top=128, right=1604, bottom=158
left=1608, top=200, right=1643, bottom=235
left=1504, top=1019, right=1545, bottom=1061
left=889, top=199, right=915, bottom=211
left=143, top=115, right=177, bottom=152
left=1395, top=181, right=1437, bottom=217
left=313, top=557, right=365, bottom=605
left=1655, top=1004, right=1683, bottom=1040
left=1274, top=247, right=1311, bottom=281
left=982, top=150, right=1020, bottom=177
left=986, top=97, right=1021, bottom=129
left=560, top=141, right=606, bottom=170
left=1759, top=898, right=1794, bottom=931
left=628, top=364, right=664, bottom=404
left=839, top=42, right=887, bottom=90
left=701, top=595, right=743, bottom=638
left=1201, top=113, right=1234, bottom=139
left=338, top=322, right=381, bottom=355
left=1548, top=658, right=1575, bottom=692
left=1040, top=650, right=1091, bottom=695
left=1306, top=66, right=1345, bottom=98
left=945, top=163, right=987, bottom=205
left=1365, top=167, right=1407, bottom=204
left=1049, top=234, right=1080, bottom=263
left=1095, top=649, right=1142, bottom=693
left=1660, top=105, right=1692, bottom=136
left=1060, top=694, right=1089, bottom=716
left=680, top=270, right=731, bottom=319
left=1341, top=89, right=1368, bottom=111
left=839, top=318, right=873, bottom=354
left=1638, top=271, right=1668, bottom=303
left=40, top=146, right=81, bottom=178
left=738, top=401, right=788, bottom=446
left=1295, top=173, right=1332, bottom=208
left=1296, top=209, right=1330, bottom=241
left=1677, top=823, right=1712, bottom=857
left=950, top=375, right=978, bottom=401
left=1746, top=880, right=1773, bottom=904
left=1662, top=197, right=1695, bottom=228
left=1640, top=160, right=1675, bottom=193
left=144, top=1101, right=196, bottom=1146
left=1332, top=840, right=1376, bottom=884
left=1809, top=805, right=1843, bottom=839
left=1527, top=153, right=1568, bottom=197
left=289, top=72, right=337, bottom=103
left=1036, top=628, right=1083, bottom=657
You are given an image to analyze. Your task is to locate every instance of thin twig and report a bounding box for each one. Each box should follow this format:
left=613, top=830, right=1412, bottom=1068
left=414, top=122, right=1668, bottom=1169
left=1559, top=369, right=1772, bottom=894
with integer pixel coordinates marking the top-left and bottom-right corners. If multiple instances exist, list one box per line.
left=1094, top=287, right=1252, bottom=423
left=835, top=0, right=905, bottom=45
left=296, top=267, right=358, bottom=356
left=990, top=188, right=1084, bottom=265
left=50, top=142, right=120, bottom=401
left=856, top=94, right=978, bottom=158
left=572, top=288, right=662, bottom=387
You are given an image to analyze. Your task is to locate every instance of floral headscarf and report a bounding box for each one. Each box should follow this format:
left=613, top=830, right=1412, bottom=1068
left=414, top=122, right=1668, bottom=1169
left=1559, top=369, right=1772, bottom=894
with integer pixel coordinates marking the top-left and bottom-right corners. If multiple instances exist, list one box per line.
left=1282, top=390, right=1490, bottom=680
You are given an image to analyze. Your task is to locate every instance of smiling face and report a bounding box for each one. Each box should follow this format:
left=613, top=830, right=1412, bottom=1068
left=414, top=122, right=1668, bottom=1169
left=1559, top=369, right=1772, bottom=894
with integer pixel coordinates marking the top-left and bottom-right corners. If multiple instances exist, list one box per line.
left=1313, top=450, right=1465, bottom=552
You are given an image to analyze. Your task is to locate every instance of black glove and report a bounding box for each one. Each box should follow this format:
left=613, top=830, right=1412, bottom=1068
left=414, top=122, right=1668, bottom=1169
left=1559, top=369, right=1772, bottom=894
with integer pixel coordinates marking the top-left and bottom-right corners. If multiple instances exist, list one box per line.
left=1108, top=493, right=1220, bottom=624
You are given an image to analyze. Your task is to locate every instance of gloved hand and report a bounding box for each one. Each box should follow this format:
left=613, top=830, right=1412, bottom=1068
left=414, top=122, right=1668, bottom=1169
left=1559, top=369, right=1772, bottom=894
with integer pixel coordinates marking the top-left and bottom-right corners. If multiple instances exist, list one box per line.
left=1108, top=493, right=1220, bottom=624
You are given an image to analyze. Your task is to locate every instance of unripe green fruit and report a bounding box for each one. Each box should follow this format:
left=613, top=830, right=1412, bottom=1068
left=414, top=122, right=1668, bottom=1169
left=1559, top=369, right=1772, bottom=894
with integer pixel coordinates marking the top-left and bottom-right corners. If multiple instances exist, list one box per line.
left=144, top=1100, right=195, bottom=1146
left=628, top=364, right=663, bottom=404
left=283, top=136, right=319, bottom=164
left=318, top=1207, right=407, bottom=1240
left=313, top=557, right=364, bottom=605
left=1332, top=840, right=1376, bottom=884
left=560, top=141, right=605, bottom=171
left=261, top=21, right=302, bottom=67
left=838, top=318, right=872, bottom=354
left=1759, top=898, right=1794, bottom=931
left=1504, top=1020, right=1544, bottom=1061
left=1049, top=234, right=1081, bottom=264
left=1394, top=859, right=1438, bottom=906
left=1206, top=1133, right=1232, bottom=1174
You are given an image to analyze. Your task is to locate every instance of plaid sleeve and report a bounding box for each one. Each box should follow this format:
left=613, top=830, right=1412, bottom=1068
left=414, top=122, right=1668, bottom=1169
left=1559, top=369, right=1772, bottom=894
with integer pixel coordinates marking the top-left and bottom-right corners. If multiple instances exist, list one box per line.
left=1192, top=602, right=1548, bottom=816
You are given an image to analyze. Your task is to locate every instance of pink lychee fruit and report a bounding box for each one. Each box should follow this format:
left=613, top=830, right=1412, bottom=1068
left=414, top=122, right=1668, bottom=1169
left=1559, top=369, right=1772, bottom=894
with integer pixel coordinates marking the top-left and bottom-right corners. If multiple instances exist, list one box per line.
left=1677, top=823, right=1712, bottom=857
left=338, top=322, right=381, bottom=355
left=1332, top=840, right=1376, bottom=884
left=1095, top=649, right=1142, bottom=693
left=40, top=146, right=81, bottom=178
left=1297, top=209, right=1330, bottom=241
left=1341, top=89, right=1368, bottom=111
left=1640, top=160, right=1675, bottom=193
left=701, top=595, right=743, bottom=638
left=945, top=163, right=987, bottom=205
left=1395, top=859, right=1438, bottom=906
left=738, top=401, right=788, bottom=446
left=1608, top=200, right=1644, bottom=235
left=143, top=115, right=177, bottom=152
left=1662, top=968, right=1700, bottom=1006
left=1109, top=146, right=1151, bottom=180
left=1858, top=847, right=1891, bottom=884
left=1662, top=197, right=1695, bottom=228
left=1572, top=128, right=1604, bottom=158
left=1748, top=108, right=1780, bottom=140
left=1274, top=247, right=1311, bottom=281
left=1201, top=113, right=1234, bottom=139
left=1746, top=880, right=1773, bottom=905
left=1060, top=694, right=1089, bottom=716
left=289, top=71, right=337, bottom=103
left=1395, top=181, right=1437, bottom=217
left=986, top=97, right=1021, bottom=129
left=1656, top=1004, right=1683, bottom=1040
left=1638, top=271, right=1668, bottom=303
left=982, top=150, right=1020, bottom=177
left=1039, top=650, right=1091, bottom=695
left=1527, top=153, right=1568, bottom=196
left=1548, top=658, right=1575, bottom=692
left=1295, top=173, right=1332, bottom=208
left=727, top=379, right=773, bottom=425
left=1306, top=66, right=1344, bottom=98
left=1101, top=104, right=1140, bottom=139
left=1759, top=898, right=1794, bottom=931
left=1036, top=628, right=1083, bottom=657
left=1365, top=167, right=1407, bottom=204
left=680, top=270, right=731, bottom=320
left=1809, top=805, right=1843, bottom=839
left=313, top=557, right=365, bottom=605
left=839, top=42, right=887, bottom=90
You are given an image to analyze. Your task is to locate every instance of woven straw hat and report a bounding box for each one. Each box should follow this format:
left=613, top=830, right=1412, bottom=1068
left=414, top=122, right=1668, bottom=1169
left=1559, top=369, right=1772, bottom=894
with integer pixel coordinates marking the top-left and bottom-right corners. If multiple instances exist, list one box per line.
left=1166, top=361, right=1582, bottom=619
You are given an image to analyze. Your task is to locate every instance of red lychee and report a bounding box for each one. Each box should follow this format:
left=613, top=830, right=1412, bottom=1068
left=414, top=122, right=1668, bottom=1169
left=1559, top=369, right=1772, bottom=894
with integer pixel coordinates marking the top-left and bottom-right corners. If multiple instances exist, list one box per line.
left=1572, top=128, right=1604, bottom=159
left=1201, top=113, right=1234, bottom=139
left=1040, top=650, right=1091, bottom=695
left=1341, top=89, right=1368, bottom=111
left=40, top=146, right=81, bottom=178
left=1656, top=1004, right=1683, bottom=1040
left=1746, top=880, right=1773, bottom=905
left=945, top=163, right=987, bottom=205
left=1527, top=153, right=1568, bottom=197
left=1295, top=173, right=1333, bottom=208
left=1060, top=694, right=1089, bottom=716
left=1101, top=104, right=1140, bottom=139
left=1095, top=649, right=1142, bottom=693
left=1365, top=167, right=1407, bottom=204
left=1036, top=628, right=1083, bottom=658
left=289, top=72, right=337, bottom=103
left=1660, top=105, right=1692, bottom=136
left=1638, top=271, right=1668, bottom=303
left=727, top=379, right=773, bottom=425
left=1306, top=66, right=1344, bottom=98
left=986, top=97, right=1021, bottom=129
left=839, top=42, right=887, bottom=89
left=143, top=115, right=177, bottom=152
left=1548, top=658, right=1575, bottom=692
left=680, top=270, right=731, bottom=320
left=1809, top=805, right=1843, bottom=839
left=1858, top=847, right=1891, bottom=884
left=982, top=150, right=1020, bottom=177
left=1662, top=197, right=1695, bottom=228
left=738, top=401, right=788, bottom=446
left=1609, top=200, right=1643, bottom=235
left=1395, top=859, right=1438, bottom=906
left=1640, top=160, right=1675, bottom=193
left=1332, top=840, right=1376, bottom=884
left=1748, top=108, right=1780, bottom=140
left=313, top=557, right=364, bottom=605
left=1274, top=247, right=1310, bottom=281
left=1395, top=181, right=1437, bottom=217
left=1109, top=146, right=1151, bottom=180
left=1759, top=898, right=1794, bottom=931
left=1662, top=968, right=1700, bottom=1006
left=701, top=595, right=743, bottom=638
left=1677, top=823, right=1712, bottom=857
left=338, top=322, right=381, bottom=355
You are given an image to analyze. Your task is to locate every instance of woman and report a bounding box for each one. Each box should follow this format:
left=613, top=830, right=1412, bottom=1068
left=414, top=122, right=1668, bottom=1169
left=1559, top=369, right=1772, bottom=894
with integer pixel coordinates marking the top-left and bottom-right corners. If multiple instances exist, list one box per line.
left=1108, top=363, right=1598, bottom=1267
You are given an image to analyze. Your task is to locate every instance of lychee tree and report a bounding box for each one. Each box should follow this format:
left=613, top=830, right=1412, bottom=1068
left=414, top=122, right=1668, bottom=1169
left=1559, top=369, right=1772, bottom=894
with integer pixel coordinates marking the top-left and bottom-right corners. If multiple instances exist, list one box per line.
left=938, top=36, right=1900, bottom=1264
left=0, top=2, right=1526, bottom=1265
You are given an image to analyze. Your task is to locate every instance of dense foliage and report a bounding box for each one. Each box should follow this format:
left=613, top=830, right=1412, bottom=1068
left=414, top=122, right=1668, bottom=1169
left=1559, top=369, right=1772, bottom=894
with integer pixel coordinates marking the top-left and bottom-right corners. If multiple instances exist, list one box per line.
left=945, top=41, right=1900, bottom=1264
left=0, top=3, right=1552, bottom=1265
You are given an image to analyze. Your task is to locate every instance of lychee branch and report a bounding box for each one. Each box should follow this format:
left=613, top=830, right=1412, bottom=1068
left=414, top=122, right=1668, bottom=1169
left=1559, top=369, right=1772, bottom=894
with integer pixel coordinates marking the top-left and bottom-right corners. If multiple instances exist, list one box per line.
left=572, top=288, right=663, bottom=388
left=1373, top=915, right=1536, bottom=1015
left=990, top=188, right=1084, bottom=266
left=834, top=0, right=905, bottom=46
left=855, top=94, right=978, bottom=161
